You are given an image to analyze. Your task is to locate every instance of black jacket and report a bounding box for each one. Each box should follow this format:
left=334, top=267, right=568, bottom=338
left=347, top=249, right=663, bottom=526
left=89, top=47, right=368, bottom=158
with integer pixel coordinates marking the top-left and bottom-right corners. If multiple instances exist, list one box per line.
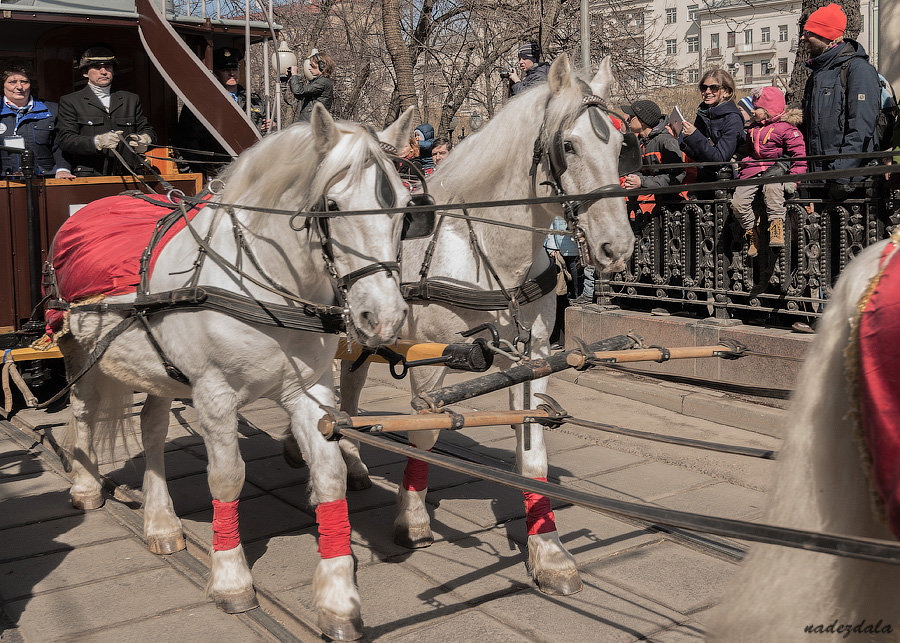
left=175, top=86, right=265, bottom=176
left=681, top=100, right=745, bottom=182
left=802, top=39, right=881, bottom=183
left=57, top=85, right=156, bottom=176
left=288, top=75, right=334, bottom=122
left=0, top=99, right=70, bottom=177
left=510, top=62, right=550, bottom=96
left=636, top=120, right=686, bottom=191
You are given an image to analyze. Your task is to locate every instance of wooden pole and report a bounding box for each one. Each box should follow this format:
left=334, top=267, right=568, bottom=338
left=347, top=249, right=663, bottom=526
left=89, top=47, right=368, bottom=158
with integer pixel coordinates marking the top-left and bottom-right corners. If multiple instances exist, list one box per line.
left=565, top=343, right=744, bottom=369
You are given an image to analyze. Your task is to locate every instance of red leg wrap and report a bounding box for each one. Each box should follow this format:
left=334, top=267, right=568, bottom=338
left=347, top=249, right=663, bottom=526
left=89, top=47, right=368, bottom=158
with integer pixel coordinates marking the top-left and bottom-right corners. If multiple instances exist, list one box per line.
left=523, top=478, right=557, bottom=535
left=316, top=498, right=352, bottom=559
left=212, top=498, right=241, bottom=551
left=402, top=452, right=430, bottom=492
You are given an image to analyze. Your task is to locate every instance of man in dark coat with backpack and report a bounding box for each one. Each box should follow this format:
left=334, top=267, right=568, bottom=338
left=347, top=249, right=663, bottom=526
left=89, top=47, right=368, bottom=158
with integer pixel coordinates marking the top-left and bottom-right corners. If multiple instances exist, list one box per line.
left=801, top=3, right=883, bottom=198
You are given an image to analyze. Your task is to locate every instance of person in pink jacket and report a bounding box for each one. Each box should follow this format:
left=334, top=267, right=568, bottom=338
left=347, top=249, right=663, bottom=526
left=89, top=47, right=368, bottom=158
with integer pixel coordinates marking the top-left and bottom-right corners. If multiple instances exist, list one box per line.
left=731, top=86, right=807, bottom=255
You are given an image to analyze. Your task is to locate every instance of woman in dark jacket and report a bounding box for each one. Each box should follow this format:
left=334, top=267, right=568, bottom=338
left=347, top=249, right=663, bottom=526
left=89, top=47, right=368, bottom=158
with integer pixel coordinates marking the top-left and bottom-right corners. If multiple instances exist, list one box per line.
left=0, top=60, right=72, bottom=178
left=288, top=52, right=335, bottom=123
left=678, top=69, right=744, bottom=183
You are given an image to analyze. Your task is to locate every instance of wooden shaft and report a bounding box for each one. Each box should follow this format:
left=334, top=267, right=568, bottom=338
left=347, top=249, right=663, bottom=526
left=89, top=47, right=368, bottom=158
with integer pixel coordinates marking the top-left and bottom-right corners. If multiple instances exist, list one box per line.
left=319, top=408, right=552, bottom=437
left=566, top=344, right=738, bottom=369
left=335, top=338, right=449, bottom=363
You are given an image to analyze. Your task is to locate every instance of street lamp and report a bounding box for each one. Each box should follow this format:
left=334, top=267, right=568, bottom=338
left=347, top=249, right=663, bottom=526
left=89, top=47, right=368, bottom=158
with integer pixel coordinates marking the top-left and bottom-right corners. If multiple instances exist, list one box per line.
left=271, top=41, right=297, bottom=131
left=470, top=110, right=483, bottom=132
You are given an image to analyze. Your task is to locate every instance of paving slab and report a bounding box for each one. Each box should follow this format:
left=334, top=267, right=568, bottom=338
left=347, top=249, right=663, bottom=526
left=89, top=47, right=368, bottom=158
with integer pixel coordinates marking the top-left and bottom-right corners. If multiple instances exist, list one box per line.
left=243, top=529, right=320, bottom=592
left=0, top=489, right=81, bottom=530
left=83, top=603, right=266, bottom=642
left=0, top=469, right=69, bottom=501
left=386, top=608, right=525, bottom=642
left=0, top=512, right=130, bottom=563
left=578, top=461, right=715, bottom=503
left=584, top=541, right=736, bottom=614
left=185, top=432, right=285, bottom=463
left=399, top=529, right=532, bottom=603
left=0, top=538, right=165, bottom=602
left=244, top=454, right=310, bottom=491
left=6, top=567, right=210, bottom=640
left=99, top=448, right=209, bottom=488
left=478, top=574, right=684, bottom=642
left=652, top=482, right=768, bottom=521
left=426, top=479, right=567, bottom=529
left=0, top=449, right=46, bottom=478
left=646, top=619, right=708, bottom=642
left=285, top=561, right=471, bottom=641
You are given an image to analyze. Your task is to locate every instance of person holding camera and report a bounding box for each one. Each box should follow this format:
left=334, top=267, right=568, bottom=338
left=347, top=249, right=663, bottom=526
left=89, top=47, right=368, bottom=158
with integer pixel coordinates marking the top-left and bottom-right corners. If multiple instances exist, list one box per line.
left=508, top=42, right=549, bottom=97
left=287, top=52, right=334, bottom=123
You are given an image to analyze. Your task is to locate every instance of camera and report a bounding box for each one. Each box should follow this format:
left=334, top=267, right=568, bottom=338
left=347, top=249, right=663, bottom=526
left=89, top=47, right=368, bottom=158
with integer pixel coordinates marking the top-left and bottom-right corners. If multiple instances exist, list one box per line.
left=499, top=69, right=512, bottom=80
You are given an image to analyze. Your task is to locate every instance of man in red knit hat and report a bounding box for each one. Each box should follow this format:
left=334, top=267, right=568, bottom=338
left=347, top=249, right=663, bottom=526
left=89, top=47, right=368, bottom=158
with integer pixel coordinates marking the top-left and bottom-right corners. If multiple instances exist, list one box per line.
left=801, top=3, right=881, bottom=200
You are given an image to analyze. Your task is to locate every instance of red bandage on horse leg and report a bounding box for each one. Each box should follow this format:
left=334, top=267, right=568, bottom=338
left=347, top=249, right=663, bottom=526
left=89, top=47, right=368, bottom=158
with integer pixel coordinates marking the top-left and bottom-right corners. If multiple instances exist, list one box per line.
left=212, top=498, right=241, bottom=551
left=316, top=498, right=352, bottom=559
left=402, top=453, right=431, bottom=492
left=523, top=478, right=557, bottom=535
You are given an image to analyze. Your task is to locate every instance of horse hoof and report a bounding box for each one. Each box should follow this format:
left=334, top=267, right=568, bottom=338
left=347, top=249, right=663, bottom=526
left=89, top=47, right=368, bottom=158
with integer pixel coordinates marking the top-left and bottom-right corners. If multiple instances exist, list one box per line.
left=394, top=526, right=434, bottom=549
left=71, top=492, right=105, bottom=511
left=147, top=532, right=186, bottom=555
left=535, top=568, right=584, bottom=596
left=347, top=474, right=372, bottom=491
left=282, top=438, right=306, bottom=469
left=213, top=588, right=259, bottom=614
left=318, top=610, right=363, bottom=641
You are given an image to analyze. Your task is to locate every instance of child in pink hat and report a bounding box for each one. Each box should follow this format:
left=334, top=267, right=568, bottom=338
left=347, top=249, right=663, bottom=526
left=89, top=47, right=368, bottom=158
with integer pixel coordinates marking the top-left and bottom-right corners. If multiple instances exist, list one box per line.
left=730, top=86, right=808, bottom=255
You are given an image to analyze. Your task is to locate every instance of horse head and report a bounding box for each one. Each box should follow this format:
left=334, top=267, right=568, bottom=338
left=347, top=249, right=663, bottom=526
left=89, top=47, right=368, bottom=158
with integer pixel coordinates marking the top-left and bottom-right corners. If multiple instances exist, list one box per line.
left=541, top=54, right=635, bottom=273
left=307, top=104, right=416, bottom=346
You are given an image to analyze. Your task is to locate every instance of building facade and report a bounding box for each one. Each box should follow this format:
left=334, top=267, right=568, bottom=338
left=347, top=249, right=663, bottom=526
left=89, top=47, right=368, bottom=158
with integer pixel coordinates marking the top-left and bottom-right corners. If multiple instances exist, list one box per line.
left=608, top=0, right=877, bottom=91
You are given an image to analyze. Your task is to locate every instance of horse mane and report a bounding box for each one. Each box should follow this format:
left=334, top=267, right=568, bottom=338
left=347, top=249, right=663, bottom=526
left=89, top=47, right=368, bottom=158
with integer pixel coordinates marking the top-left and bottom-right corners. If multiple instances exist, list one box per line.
left=218, top=121, right=388, bottom=213
left=433, top=78, right=587, bottom=198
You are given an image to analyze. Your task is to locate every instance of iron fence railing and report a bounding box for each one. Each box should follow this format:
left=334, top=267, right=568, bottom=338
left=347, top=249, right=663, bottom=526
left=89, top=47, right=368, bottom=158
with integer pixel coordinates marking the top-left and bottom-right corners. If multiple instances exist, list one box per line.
left=597, top=178, right=900, bottom=324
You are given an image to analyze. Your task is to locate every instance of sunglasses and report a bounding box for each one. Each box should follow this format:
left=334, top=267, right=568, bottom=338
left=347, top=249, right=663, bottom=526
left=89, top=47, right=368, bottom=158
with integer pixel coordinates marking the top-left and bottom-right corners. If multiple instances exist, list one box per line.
left=699, top=84, right=721, bottom=93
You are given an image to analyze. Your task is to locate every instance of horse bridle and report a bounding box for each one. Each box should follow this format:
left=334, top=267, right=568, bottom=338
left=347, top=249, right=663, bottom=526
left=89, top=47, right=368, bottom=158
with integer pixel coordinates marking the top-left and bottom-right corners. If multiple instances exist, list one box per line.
left=531, top=84, right=642, bottom=266
left=304, top=143, right=438, bottom=313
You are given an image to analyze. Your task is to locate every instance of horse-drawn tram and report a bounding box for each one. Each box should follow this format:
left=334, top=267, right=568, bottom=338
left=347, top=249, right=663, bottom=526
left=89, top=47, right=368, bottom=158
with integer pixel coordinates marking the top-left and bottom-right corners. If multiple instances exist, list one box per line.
left=2, top=0, right=900, bottom=638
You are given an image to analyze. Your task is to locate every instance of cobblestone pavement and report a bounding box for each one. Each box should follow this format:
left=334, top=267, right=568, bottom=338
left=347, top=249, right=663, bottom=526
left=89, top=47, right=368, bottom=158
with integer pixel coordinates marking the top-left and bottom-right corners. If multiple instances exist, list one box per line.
left=0, top=364, right=780, bottom=641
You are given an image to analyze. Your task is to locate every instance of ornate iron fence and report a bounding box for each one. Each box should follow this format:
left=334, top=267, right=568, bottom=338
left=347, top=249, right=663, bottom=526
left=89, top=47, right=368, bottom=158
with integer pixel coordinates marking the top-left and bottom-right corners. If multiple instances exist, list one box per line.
left=597, top=179, right=900, bottom=324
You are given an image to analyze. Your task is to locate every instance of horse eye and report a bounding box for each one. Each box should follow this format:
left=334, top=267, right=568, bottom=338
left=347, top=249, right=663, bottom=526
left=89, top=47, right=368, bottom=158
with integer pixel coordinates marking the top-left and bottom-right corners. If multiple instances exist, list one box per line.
left=326, top=199, right=340, bottom=212
left=563, top=140, right=576, bottom=154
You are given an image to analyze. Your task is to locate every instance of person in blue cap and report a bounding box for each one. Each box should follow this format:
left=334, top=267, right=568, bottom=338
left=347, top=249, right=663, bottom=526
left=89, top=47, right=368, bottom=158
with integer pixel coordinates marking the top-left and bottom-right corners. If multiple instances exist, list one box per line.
left=415, top=124, right=435, bottom=172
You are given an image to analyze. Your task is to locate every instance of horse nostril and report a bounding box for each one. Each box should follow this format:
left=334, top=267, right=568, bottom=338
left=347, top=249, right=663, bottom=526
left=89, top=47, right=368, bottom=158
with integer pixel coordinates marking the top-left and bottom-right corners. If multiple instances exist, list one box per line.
left=359, top=311, right=376, bottom=332
left=601, top=242, right=615, bottom=260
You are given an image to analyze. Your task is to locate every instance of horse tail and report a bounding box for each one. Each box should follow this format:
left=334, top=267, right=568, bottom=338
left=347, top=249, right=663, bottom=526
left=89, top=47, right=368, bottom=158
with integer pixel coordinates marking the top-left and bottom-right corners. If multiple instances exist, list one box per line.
left=707, top=240, right=900, bottom=640
left=58, top=332, right=137, bottom=474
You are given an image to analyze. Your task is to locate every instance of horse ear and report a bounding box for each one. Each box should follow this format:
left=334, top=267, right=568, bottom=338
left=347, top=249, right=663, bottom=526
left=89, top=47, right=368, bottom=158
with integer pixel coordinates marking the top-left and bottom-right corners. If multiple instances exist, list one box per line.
left=380, top=106, right=417, bottom=153
left=548, top=53, right=576, bottom=96
left=589, top=56, right=614, bottom=101
left=310, top=103, right=340, bottom=154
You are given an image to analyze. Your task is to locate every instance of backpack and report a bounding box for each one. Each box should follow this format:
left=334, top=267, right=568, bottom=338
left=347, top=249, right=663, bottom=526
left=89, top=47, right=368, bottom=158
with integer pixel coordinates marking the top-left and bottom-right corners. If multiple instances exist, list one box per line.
left=840, top=61, right=898, bottom=151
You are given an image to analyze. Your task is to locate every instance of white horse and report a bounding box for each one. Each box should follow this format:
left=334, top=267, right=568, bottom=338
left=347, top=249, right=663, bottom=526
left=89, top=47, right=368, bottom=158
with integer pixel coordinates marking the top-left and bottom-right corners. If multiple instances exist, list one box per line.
left=333, top=55, right=635, bottom=595
left=60, top=105, right=415, bottom=640
left=706, top=234, right=900, bottom=641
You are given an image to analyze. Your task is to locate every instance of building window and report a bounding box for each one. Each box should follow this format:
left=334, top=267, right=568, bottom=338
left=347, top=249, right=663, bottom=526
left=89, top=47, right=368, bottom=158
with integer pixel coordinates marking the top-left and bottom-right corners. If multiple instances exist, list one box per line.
left=687, top=35, right=699, bottom=53
left=779, top=57, right=788, bottom=74
left=688, top=4, right=698, bottom=20
left=666, top=7, right=676, bottom=24
left=762, top=60, right=772, bottom=75
left=688, top=68, right=700, bottom=83
left=710, top=33, right=720, bottom=51
left=666, top=70, right=678, bottom=86
left=761, top=27, right=770, bottom=43
left=666, top=39, right=677, bottom=55
left=744, top=62, right=753, bottom=80
left=727, top=31, right=735, bottom=47
left=779, top=24, right=788, bottom=41
left=744, top=29, right=753, bottom=45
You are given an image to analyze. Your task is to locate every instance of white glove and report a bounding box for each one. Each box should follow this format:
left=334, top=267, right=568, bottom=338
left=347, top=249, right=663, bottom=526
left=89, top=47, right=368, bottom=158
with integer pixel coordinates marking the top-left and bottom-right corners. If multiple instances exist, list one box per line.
left=784, top=182, right=798, bottom=195
left=94, top=130, right=123, bottom=151
left=127, top=133, right=152, bottom=154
